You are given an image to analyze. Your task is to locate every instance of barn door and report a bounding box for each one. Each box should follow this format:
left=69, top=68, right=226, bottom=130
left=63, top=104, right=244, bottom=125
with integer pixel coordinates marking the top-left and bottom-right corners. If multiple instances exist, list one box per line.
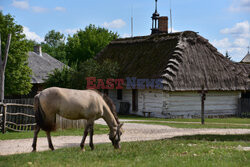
left=132, top=89, right=138, bottom=111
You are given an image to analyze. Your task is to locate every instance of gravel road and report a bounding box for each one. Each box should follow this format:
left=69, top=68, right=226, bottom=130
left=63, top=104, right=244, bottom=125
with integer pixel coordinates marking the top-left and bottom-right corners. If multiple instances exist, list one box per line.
left=1, top=119, right=250, bottom=155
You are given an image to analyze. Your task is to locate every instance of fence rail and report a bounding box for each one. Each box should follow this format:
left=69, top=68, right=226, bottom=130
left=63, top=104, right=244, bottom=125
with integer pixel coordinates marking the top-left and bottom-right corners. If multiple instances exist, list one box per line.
left=1, top=101, right=35, bottom=133
left=1, top=98, right=86, bottom=133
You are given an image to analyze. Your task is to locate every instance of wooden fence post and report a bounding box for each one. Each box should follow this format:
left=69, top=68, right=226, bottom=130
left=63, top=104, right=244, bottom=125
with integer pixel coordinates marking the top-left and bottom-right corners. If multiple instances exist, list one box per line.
left=199, top=85, right=207, bottom=125
left=2, top=105, right=6, bottom=134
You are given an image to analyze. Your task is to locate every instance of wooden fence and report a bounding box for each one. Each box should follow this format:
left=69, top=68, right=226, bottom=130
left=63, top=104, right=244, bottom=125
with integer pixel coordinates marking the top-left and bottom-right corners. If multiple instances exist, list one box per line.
left=1, top=102, right=35, bottom=133
left=1, top=98, right=86, bottom=133
left=238, top=98, right=250, bottom=118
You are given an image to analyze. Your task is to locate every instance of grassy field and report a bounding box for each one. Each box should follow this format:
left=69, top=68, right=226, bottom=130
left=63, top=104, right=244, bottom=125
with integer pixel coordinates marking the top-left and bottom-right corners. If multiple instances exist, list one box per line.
left=0, top=124, right=109, bottom=140
left=119, top=116, right=250, bottom=129
left=119, top=115, right=250, bottom=124
left=1, top=117, right=249, bottom=140
left=126, top=121, right=250, bottom=129
left=0, top=135, right=249, bottom=167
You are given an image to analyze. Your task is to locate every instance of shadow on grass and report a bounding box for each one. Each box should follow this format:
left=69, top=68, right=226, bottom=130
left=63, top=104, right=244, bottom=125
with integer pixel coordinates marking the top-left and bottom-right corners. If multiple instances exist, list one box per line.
left=170, top=134, right=250, bottom=141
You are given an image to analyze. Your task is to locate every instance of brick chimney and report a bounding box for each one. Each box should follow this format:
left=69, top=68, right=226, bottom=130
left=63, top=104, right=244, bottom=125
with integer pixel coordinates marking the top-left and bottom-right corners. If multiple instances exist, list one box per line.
left=158, top=16, right=168, bottom=33
left=34, top=45, right=42, bottom=56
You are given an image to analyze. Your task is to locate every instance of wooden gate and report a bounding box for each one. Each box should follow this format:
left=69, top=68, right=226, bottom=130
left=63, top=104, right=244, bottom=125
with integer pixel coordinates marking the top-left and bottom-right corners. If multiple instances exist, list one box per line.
left=238, top=98, right=250, bottom=118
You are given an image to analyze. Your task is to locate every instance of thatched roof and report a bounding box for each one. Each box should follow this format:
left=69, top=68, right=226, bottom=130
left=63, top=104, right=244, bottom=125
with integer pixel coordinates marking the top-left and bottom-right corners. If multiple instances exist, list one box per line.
left=28, top=51, right=66, bottom=84
left=241, top=52, right=250, bottom=64
left=96, top=31, right=249, bottom=91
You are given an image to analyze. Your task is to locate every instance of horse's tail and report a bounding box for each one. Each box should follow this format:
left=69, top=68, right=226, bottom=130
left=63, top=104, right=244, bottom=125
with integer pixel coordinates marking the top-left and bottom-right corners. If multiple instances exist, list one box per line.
left=95, top=90, right=120, bottom=125
left=34, top=94, right=56, bottom=131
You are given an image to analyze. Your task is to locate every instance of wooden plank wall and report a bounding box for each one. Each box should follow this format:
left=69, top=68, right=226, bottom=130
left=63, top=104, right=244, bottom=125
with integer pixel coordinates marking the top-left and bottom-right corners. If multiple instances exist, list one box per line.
left=164, top=91, right=240, bottom=118
left=108, top=89, right=132, bottom=113
left=108, top=89, right=241, bottom=118
left=138, top=89, right=163, bottom=117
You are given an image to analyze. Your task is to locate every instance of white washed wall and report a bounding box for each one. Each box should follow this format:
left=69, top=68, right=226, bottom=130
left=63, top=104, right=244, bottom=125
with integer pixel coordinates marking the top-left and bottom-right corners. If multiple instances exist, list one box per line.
left=108, top=89, right=241, bottom=118
left=108, top=89, right=132, bottom=113
left=137, top=89, right=163, bottom=117
left=163, top=91, right=241, bottom=118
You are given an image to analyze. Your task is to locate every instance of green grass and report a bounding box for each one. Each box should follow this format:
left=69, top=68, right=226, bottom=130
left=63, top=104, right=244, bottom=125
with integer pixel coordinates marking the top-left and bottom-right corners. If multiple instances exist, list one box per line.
left=119, top=115, right=250, bottom=124
left=119, top=115, right=250, bottom=129
left=126, top=121, right=250, bottom=129
left=0, top=135, right=249, bottom=167
left=0, top=124, right=109, bottom=140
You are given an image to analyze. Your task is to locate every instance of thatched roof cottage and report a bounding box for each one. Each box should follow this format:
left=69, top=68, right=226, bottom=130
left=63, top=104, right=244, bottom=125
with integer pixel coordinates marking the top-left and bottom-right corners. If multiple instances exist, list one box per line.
left=97, top=31, right=249, bottom=118
left=96, top=1, right=249, bottom=118
left=28, top=46, right=66, bottom=96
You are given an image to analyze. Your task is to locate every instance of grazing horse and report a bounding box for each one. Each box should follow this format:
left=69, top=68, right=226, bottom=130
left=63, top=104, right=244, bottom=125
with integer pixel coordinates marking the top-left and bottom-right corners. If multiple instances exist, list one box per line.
left=32, top=87, right=123, bottom=152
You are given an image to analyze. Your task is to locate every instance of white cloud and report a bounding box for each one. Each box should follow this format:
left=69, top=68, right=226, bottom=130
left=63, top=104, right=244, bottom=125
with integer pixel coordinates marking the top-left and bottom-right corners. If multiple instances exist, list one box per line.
left=63, top=28, right=79, bottom=35
left=32, top=6, right=48, bottom=13
left=121, top=33, right=131, bottom=38
left=233, top=38, right=248, bottom=47
left=211, top=38, right=231, bottom=48
left=229, top=0, right=250, bottom=12
left=11, top=0, right=49, bottom=13
left=212, top=21, right=250, bottom=61
left=23, top=26, right=43, bottom=43
left=54, top=6, right=66, bottom=12
left=12, top=0, right=29, bottom=9
left=227, top=47, right=247, bottom=61
left=102, top=19, right=126, bottom=29
left=220, top=21, right=250, bottom=38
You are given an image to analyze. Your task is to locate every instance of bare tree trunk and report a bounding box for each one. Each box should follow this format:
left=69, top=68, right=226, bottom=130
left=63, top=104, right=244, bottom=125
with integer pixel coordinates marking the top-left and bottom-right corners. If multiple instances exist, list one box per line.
left=0, top=33, right=12, bottom=102
left=0, top=71, right=5, bottom=102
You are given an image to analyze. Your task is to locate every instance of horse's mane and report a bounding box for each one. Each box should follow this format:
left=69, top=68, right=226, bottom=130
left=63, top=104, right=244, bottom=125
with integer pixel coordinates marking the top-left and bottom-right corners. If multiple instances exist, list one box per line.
left=94, top=90, right=120, bottom=125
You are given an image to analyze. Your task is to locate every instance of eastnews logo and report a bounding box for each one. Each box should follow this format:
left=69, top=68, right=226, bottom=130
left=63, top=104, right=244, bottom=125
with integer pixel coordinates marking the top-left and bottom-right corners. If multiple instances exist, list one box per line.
left=86, top=77, right=163, bottom=89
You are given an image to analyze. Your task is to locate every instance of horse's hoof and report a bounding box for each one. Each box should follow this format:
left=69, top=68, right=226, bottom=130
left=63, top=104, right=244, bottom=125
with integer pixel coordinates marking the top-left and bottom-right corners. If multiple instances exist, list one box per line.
left=32, top=150, right=36, bottom=152
left=81, top=148, right=85, bottom=152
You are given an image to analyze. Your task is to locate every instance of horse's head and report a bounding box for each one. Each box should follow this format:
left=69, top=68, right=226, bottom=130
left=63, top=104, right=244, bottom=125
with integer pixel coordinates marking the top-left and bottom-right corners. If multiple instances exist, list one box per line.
left=109, top=123, right=124, bottom=149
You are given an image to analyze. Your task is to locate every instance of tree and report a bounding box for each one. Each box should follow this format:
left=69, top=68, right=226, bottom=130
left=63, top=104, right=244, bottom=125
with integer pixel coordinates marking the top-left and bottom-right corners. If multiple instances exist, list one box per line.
left=0, top=34, right=11, bottom=101
left=80, top=59, right=119, bottom=79
left=44, top=66, right=84, bottom=90
left=44, top=59, right=119, bottom=90
left=66, top=25, right=118, bottom=67
left=0, top=12, right=32, bottom=95
left=41, top=30, right=67, bottom=63
left=44, top=30, right=65, bottom=48
left=26, top=39, right=38, bottom=51
left=79, top=59, right=119, bottom=88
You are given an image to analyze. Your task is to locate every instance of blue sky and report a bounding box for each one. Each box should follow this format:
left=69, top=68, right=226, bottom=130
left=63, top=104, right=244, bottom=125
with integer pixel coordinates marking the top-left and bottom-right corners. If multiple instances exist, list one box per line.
left=0, top=0, right=249, bottom=61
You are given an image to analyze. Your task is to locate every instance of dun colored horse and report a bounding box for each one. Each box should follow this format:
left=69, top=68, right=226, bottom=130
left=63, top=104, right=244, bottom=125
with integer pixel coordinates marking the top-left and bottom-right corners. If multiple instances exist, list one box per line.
left=32, top=87, right=123, bottom=151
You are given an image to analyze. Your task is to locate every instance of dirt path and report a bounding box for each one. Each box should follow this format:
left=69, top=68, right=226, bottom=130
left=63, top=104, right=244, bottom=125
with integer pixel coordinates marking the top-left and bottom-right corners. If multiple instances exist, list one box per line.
left=1, top=119, right=250, bottom=156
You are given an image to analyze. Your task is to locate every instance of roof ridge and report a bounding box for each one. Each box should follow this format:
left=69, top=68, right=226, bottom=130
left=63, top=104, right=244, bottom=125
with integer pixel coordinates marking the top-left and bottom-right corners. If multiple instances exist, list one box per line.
left=162, top=33, right=187, bottom=91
